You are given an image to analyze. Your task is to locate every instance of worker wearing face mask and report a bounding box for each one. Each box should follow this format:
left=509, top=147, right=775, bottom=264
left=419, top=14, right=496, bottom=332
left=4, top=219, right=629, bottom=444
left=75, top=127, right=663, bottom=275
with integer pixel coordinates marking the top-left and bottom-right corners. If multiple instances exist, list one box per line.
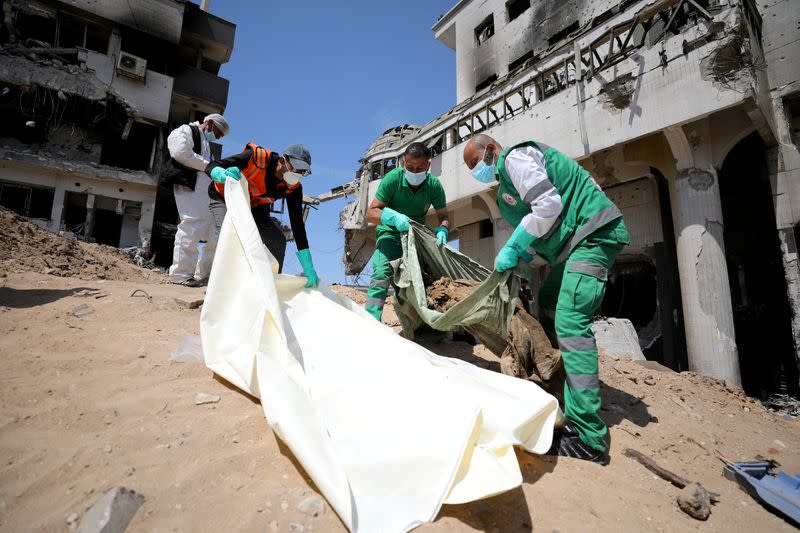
left=205, top=143, right=319, bottom=288
left=364, top=142, right=449, bottom=321
left=462, top=133, right=629, bottom=465
left=166, top=113, right=229, bottom=287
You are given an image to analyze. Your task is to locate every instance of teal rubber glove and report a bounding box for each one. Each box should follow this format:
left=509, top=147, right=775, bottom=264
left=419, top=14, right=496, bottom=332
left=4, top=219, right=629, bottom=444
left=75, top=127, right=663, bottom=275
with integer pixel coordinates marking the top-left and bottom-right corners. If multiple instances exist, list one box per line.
left=296, top=248, right=319, bottom=288
left=434, top=225, right=448, bottom=246
left=209, top=166, right=227, bottom=183
left=495, top=224, right=536, bottom=272
left=520, top=249, right=534, bottom=263
left=380, top=207, right=410, bottom=232
left=224, top=167, right=242, bottom=180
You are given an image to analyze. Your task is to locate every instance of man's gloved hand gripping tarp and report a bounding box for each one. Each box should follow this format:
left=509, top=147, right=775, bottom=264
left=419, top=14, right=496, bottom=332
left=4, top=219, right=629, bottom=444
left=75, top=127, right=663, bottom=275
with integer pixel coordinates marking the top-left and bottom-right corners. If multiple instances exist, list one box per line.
left=200, top=177, right=557, bottom=532
left=390, top=220, right=531, bottom=340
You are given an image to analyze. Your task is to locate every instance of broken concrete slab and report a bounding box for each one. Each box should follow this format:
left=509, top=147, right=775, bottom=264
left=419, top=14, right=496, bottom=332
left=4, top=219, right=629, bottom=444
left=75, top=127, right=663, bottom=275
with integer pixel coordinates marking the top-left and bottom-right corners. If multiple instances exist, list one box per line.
left=297, top=495, right=325, bottom=517
left=72, top=303, right=94, bottom=318
left=194, top=393, right=220, bottom=405
left=635, top=360, right=676, bottom=374
left=592, top=318, right=646, bottom=361
left=76, top=486, right=144, bottom=533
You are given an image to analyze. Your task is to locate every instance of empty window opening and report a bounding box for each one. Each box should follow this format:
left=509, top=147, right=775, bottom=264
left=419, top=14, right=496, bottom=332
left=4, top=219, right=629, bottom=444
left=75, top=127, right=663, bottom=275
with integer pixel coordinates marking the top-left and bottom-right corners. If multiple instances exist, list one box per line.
left=0, top=182, right=54, bottom=220
left=506, top=0, right=530, bottom=22
left=15, top=11, right=57, bottom=46
left=508, top=50, right=534, bottom=72
left=63, top=191, right=88, bottom=235
left=383, top=158, right=397, bottom=175
left=488, top=99, right=505, bottom=127
left=475, top=15, right=495, bottom=47
left=475, top=73, right=498, bottom=93
left=457, top=118, right=473, bottom=144
left=602, top=261, right=660, bottom=359
left=101, top=122, right=158, bottom=171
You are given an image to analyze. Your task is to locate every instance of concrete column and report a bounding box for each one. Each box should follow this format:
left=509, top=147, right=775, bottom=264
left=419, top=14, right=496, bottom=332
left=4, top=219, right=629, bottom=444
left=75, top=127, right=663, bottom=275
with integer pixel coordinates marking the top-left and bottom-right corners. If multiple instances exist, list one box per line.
left=138, top=198, right=155, bottom=249
left=665, top=125, right=741, bottom=386
left=85, top=193, right=96, bottom=241
left=49, top=183, right=66, bottom=233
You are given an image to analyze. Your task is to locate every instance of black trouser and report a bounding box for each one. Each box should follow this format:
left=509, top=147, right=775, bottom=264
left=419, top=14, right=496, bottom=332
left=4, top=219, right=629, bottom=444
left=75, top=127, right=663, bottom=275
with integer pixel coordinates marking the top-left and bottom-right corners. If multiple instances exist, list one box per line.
left=209, top=199, right=287, bottom=271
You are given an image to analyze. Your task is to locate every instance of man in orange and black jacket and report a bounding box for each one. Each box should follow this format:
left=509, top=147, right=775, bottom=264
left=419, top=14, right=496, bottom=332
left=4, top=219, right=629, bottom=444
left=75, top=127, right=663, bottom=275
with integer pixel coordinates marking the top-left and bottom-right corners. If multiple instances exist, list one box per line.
left=206, top=143, right=318, bottom=287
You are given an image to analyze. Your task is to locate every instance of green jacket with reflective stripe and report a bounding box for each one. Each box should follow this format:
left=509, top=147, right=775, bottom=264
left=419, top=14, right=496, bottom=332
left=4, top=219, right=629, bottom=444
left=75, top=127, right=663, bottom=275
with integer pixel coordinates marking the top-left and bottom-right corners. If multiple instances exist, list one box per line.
left=496, top=141, right=624, bottom=264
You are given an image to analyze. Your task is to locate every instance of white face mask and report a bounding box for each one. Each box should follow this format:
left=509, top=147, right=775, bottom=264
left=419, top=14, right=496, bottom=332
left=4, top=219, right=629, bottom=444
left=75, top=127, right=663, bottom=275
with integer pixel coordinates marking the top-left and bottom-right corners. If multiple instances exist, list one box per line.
left=404, top=168, right=427, bottom=186
left=283, top=171, right=302, bottom=186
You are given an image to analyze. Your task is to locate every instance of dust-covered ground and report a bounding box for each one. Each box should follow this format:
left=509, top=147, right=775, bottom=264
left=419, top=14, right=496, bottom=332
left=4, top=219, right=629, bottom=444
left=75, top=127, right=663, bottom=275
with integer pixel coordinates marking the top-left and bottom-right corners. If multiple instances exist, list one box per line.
left=0, top=214, right=798, bottom=532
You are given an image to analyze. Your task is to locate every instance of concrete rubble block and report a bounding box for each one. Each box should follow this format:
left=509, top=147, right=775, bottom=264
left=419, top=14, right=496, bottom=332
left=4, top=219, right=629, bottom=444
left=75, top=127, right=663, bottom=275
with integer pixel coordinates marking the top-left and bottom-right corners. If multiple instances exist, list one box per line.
left=76, top=486, right=144, bottom=533
left=194, top=392, right=220, bottom=405
left=592, top=318, right=646, bottom=361
left=72, top=303, right=95, bottom=318
left=297, top=494, right=325, bottom=517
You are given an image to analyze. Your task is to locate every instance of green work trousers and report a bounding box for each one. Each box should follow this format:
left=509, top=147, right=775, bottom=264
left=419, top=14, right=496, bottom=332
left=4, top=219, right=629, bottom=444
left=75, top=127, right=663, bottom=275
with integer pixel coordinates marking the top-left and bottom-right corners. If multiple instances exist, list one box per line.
left=538, top=218, right=628, bottom=451
left=366, top=232, right=403, bottom=320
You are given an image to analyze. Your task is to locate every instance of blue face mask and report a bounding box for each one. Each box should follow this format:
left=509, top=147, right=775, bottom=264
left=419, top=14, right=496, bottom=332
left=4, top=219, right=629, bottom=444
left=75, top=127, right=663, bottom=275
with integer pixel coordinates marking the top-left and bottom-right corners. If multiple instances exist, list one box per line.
left=203, top=129, right=217, bottom=142
left=404, top=168, right=427, bottom=186
left=471, top=148, right=497, bottom=183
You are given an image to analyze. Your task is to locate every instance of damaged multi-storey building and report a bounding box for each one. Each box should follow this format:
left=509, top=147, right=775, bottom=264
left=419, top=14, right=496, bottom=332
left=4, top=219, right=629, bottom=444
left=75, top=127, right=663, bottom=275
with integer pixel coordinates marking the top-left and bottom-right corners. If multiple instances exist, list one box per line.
left=329, top=0, right=800, bottom=397
left=0, top=0, right=234, bottom=255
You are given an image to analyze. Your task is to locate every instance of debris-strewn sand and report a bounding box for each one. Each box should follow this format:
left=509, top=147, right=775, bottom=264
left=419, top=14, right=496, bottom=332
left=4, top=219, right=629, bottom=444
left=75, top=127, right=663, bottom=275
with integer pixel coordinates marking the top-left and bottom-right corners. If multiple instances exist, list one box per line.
left=0, top=222, right=798, bottom=532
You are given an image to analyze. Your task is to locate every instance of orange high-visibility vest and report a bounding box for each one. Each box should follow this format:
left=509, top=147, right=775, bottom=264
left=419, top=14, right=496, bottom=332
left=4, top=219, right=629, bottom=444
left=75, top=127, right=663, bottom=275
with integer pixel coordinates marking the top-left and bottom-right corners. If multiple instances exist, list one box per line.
left=213, top=142, right=300, bottom=207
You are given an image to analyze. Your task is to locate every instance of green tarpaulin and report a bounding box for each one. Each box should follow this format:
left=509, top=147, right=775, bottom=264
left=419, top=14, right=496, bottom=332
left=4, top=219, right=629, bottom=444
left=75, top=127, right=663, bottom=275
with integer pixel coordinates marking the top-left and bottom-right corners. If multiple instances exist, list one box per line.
left=390, top=221, right=532, bottom=339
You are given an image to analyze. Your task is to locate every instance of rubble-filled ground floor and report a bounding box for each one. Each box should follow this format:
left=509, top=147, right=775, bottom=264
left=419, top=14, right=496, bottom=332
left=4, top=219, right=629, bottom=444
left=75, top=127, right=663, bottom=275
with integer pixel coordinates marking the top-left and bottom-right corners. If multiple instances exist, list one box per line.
left=0, top=216, right=798, bottom=532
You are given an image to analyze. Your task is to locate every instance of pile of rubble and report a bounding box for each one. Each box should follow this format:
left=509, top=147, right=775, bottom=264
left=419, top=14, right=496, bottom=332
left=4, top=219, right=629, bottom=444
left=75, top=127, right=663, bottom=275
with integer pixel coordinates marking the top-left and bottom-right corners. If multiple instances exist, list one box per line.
left=0, top=207, right=162, bottom=282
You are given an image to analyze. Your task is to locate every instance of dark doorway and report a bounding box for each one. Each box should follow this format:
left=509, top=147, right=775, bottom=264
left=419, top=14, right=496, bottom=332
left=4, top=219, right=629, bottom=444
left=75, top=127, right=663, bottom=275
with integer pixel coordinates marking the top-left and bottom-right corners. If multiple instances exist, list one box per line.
left=94, top=209, right=123, bottom=246
left=719, top=133, right=798, bottom=397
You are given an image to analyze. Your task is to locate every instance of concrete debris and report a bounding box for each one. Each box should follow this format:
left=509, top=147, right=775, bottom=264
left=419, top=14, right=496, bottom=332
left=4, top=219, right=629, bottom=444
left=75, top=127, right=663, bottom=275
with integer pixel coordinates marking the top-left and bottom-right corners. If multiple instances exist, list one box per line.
left=677, top=482, right=712, bottom=521
left=290, top=523, right=305, bottom=532
left=174, top=298, right=204, bottom=310
left=170, top=334, right=204, bottom=363
left=72, top=303, right=94, bottom=318
left=592, top=318, right=646, bottom=361
left=67, top=512, right=79, bottom=530
left=76, top=486, right=144, bottom=533
left=762, top=394, right=800, bottom=419
left=297, top=495, right=325, bottom=517
left=194, top=393, right=220, bottom=405
left=136, top=345, right=148, bottom=358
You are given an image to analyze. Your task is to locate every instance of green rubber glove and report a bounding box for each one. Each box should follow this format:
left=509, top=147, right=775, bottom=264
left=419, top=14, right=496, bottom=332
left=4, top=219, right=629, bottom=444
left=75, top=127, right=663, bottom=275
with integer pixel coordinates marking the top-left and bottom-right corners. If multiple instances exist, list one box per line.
left=520, top=249, right=534, bottom=263
left=434, top=225, right=448, bottom=246
left=495, top=224, right=536, bottom=272
left=296, top=248, right=319, bottom=288
left=380, top=207, right=410, bottom=232
left=209, top=166, right=227, bottom=183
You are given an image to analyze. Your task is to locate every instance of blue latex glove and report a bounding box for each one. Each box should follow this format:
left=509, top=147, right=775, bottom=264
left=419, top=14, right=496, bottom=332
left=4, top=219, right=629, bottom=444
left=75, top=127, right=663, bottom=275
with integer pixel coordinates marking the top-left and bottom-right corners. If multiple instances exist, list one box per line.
left=434, top=225, right=448, bottom=246
left=380, top=207, right=410, bottom=232
left=296, top=248, right=319, bottom=288
left=495, top=224, right=536, bottom=272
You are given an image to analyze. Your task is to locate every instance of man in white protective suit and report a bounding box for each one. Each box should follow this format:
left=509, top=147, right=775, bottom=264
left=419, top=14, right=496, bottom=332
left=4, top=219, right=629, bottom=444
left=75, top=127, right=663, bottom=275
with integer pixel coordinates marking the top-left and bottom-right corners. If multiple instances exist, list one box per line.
left=166, top=113, right=230, bottom=287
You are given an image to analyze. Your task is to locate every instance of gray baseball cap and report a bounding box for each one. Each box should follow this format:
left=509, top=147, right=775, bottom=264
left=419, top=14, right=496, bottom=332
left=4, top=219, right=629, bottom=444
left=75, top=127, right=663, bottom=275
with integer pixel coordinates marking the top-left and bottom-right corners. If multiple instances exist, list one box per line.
left=283, top=144, right=312, bottom=173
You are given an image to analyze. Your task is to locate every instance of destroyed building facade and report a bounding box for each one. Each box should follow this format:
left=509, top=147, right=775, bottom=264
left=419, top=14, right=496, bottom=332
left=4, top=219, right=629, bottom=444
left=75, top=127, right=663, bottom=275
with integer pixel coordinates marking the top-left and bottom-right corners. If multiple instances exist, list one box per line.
left=333, top=0, right=800, bottom=397
left=0, top=0, right=234, bottom=253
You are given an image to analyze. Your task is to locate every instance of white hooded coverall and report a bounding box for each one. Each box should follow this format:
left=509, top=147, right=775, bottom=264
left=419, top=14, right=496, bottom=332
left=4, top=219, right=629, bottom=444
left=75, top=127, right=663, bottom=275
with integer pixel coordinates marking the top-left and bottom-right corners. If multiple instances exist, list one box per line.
left=167, top=122, right=217, bottom=283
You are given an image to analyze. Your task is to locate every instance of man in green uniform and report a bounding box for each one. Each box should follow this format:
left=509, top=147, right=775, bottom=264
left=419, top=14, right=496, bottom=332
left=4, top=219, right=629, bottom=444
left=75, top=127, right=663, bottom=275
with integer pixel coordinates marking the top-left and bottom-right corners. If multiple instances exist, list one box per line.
left=462, top=133, right=629, bottom=464
left=365, top=142, right=450, bottom=321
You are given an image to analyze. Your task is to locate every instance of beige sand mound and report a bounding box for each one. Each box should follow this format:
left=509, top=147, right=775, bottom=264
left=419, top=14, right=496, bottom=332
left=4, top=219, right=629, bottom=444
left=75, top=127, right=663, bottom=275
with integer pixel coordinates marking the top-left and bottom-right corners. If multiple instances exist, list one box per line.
left=0, top=207, right=163, bottom=283
left=0, top=272, right=798, bottom=533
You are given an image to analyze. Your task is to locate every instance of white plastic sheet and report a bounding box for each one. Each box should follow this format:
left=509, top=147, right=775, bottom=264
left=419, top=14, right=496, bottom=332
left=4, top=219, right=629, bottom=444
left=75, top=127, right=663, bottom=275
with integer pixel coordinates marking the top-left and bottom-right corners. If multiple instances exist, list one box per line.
left=200, top=177, right=558, bottom=532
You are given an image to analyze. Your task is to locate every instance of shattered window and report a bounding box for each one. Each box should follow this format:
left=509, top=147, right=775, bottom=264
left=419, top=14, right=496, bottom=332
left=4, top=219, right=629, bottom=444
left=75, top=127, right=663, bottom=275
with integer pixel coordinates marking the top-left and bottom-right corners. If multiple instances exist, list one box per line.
left=474, top=15, right=494, bottom=47
left=384, top=158, right=396, bottom=174
left=506, top=0, right=530, bottom=22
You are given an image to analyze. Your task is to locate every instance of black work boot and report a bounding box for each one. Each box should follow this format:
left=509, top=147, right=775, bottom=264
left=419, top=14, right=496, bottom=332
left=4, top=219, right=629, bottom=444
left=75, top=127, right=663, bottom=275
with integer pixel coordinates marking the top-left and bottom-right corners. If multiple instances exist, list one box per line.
left=546, top=423, right=608, bottom=465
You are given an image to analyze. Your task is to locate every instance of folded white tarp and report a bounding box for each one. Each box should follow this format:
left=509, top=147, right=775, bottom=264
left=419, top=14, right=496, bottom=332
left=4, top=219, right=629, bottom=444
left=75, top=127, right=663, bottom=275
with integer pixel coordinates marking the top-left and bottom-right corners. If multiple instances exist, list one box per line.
left=200, top=177, right=558, bottom=532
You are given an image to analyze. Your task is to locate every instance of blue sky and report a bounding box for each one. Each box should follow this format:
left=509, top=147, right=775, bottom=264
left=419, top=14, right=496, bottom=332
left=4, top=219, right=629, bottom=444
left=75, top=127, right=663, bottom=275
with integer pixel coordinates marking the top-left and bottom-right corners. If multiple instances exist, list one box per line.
left=209, top=0, right=457, bottom=283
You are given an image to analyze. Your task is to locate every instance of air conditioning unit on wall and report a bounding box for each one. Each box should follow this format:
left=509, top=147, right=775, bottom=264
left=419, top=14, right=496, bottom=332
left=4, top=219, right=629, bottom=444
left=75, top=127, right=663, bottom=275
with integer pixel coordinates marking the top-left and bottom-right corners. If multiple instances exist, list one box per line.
left=117, top=52, right=147, bottom=81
